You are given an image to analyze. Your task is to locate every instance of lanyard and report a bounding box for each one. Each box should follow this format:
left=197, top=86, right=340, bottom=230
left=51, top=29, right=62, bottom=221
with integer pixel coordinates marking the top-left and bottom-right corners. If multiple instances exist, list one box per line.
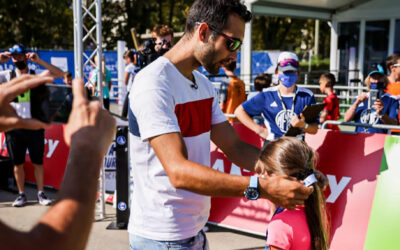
left=277, top=88, right=296, bottom=113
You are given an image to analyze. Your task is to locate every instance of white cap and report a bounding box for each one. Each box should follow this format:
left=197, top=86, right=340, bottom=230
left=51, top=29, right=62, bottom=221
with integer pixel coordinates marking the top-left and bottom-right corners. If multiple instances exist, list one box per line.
left=277, top=52, right=299, bottom=72
left=278, top=51, right=299, bottom=63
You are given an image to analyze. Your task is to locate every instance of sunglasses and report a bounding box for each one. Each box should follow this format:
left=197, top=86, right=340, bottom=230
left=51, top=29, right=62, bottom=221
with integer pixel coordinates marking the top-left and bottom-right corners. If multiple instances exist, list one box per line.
left=207, top=24, right=242, bottom=52
left=9, top=47, right=25, bottom=54
left=279, top=59, right=299, bottom=68
left=393, top=63, right=400, bottom=67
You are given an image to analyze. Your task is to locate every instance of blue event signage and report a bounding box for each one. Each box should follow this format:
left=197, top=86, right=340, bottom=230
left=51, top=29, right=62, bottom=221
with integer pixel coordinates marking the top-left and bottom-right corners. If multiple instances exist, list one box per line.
left=0, top=50, right=119, bottom=85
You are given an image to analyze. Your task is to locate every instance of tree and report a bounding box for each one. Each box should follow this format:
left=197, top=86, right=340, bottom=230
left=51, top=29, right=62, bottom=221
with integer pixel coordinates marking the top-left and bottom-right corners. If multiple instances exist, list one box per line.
left=252, top=15, right=331, bottom=60
left=0, top=0, right=73, bottom=49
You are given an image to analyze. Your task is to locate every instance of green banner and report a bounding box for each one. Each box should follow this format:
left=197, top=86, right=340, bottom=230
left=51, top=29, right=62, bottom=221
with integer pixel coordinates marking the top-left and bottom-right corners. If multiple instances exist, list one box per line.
left=364, top=136, right=400, bottom=250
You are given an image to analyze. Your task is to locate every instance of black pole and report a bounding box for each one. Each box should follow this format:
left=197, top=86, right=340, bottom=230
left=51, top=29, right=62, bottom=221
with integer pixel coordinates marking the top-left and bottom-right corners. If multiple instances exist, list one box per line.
left=107, top=126, right=130, bottom=230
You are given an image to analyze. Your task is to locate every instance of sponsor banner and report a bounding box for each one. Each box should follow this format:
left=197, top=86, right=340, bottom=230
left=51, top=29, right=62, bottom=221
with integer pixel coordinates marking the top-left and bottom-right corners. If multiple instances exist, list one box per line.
left=23, top=125, right=70, bottom=189
left=364, top=136, right=400, bottom=249
left=210, top=124, right=387, bottom=249
left=306, top=130, right=386, bottom=250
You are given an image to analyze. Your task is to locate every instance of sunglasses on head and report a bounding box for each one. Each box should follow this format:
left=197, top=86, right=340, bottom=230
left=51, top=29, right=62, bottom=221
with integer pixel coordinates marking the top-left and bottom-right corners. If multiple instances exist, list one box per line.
left=207, top=24, right=242, bottom=52
left=279, top=59, right=299, bottom=68
left=9, top=47, right=25, bottom=54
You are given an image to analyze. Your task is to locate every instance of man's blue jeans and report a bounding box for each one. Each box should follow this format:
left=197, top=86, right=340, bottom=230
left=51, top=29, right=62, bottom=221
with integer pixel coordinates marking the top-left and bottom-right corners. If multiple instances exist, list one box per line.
left=129, top=230, right=209, bottom=250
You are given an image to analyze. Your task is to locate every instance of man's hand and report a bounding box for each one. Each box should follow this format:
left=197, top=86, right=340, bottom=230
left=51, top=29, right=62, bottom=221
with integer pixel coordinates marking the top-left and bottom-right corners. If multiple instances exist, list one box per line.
left=260, top=175, right=313, bottom=210
left=0, top=73, right=53, bottom=132
left=26, top=52, right=41, bottom=64
left=0, top=52, right=11, bottom=63
left=64, top=79, right=116, bottom=157
left=373, top=99, right=384, bottom=115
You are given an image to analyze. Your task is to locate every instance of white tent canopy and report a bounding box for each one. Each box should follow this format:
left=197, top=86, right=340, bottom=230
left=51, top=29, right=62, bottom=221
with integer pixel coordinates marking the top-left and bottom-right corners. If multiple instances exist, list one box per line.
left=241, top=0, right=400, bottom=83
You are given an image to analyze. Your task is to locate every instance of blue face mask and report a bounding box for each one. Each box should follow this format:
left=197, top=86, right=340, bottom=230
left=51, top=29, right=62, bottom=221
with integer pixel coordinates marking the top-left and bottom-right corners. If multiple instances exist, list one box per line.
left=278, top=73, right=298, bottom=88
left=369, top=82, right=384, bottom=90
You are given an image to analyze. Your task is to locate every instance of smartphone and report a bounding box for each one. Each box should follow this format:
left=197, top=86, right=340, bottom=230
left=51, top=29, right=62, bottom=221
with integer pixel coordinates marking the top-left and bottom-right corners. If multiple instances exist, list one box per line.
left=368, top=89, right=381, bottom=109
left=30, top=84, right=73, bottom=124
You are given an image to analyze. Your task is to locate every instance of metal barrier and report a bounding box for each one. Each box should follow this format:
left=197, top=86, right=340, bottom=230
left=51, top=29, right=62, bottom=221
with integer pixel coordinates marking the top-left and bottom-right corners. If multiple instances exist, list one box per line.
left=213, top=82, right=367, bottom=117
left=321, top=120, right=400, bottom=131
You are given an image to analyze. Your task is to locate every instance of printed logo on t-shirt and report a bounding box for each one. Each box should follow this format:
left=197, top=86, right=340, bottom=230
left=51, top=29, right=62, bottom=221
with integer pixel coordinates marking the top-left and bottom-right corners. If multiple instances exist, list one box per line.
left=360, top=109, right=379, bottom=125
left=270, top=101, right=278, bottom=107
left=275, top=110, right=295, bottom=132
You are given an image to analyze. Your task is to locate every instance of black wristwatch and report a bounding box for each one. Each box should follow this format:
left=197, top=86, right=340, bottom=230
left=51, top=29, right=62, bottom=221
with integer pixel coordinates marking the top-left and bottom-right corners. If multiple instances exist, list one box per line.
left=244, top=176, right=260, bottom=200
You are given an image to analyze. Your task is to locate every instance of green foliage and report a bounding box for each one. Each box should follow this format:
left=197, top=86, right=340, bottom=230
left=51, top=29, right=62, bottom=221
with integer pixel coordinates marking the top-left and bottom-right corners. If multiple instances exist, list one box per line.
left=0, top=0, right=73, bottom=49
left=103, top=0, right=193, bottom=50
left=252, top=16, right=331, bottom=60
left=0, top=0, right=331, bottom=57
left=299, top=56, right=330, bottom=71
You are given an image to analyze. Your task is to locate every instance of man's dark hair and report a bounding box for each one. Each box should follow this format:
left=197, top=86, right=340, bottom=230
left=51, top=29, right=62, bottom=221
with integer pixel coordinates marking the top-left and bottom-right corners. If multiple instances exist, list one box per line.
left=185, top=0, right=252, bottom=35
left=320, top=72, right=336, bottom=88
left=254, top=73, right=272, bottom=92
left=386, top=52, right=400, bottom=73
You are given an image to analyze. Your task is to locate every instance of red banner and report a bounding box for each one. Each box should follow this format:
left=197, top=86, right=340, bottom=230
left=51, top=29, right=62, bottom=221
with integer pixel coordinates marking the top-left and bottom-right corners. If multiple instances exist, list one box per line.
left=209, top=124, right=386, bottom=249
left=0, top=125, right=70, bottom=189
left=306, top=130, right=385, bottom=249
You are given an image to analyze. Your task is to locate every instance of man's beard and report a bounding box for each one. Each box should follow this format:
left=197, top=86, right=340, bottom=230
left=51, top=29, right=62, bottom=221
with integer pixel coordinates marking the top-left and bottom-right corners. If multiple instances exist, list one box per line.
left=201, top=45, right=220, bottom=74
left=200, top=43, right=232, bottom=75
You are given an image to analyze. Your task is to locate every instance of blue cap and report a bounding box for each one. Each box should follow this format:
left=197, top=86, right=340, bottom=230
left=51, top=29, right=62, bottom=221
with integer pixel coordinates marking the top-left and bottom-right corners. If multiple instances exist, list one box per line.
left=367, top=64, right=385, bottom=77
left=9, top=44, right=26, bottom=55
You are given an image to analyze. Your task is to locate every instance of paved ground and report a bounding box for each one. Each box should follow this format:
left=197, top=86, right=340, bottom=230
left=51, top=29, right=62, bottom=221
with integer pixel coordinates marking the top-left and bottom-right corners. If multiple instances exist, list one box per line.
left=0, top=185, right=265, bottom=250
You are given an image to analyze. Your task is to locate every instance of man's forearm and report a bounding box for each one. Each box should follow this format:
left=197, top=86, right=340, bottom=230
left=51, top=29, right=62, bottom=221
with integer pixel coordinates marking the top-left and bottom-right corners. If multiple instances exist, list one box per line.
left=222, top=139, right=260, bottom=173
left=37, top=59, right=64, bottom=79
left=168, top=158, right=253, bottom=197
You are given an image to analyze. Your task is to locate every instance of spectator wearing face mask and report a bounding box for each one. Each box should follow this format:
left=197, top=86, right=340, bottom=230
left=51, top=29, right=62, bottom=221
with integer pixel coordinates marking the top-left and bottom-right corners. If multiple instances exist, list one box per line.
left=0, top=44, right=63, bottom=207
left=344, top=64, right=399, bottom=134
left=235, top=51, right=318, bottom=142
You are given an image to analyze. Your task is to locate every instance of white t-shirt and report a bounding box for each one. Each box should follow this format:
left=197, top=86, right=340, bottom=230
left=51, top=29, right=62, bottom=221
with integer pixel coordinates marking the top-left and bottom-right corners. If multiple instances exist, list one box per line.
left=0, top=70, right=32, bottom=118
left=128, top=56, right=227, bottom=241
left=125, top=64, right=137, bottom=92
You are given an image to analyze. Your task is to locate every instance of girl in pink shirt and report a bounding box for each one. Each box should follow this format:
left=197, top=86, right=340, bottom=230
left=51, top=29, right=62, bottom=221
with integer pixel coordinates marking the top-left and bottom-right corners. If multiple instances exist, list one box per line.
left=255, top=137, right=330, bottom=250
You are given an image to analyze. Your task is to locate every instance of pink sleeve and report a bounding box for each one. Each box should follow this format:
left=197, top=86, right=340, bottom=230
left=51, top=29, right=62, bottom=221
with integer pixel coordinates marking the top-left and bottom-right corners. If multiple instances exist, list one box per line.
left=266, top=219, right=293, bottom=250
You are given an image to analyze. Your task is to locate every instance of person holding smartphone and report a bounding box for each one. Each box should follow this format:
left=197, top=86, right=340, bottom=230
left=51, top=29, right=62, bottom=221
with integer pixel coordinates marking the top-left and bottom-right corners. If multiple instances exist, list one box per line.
left=0, top=74, right=116, bottom=250
left=344, top=64, right=399, bottom=133
left=0, top=44, right=63, bottom=207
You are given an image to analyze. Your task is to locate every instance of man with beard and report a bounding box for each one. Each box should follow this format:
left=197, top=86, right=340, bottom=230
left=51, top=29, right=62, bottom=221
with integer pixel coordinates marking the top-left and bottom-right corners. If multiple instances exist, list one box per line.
left=0, top=44, right=63, bottom=207
left=128, top=1, right=317, bottom=248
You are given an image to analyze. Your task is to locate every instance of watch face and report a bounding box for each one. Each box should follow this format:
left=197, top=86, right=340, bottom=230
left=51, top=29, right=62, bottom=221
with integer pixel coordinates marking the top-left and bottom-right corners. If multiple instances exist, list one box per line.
left=245, top=188, right=259, bottom=200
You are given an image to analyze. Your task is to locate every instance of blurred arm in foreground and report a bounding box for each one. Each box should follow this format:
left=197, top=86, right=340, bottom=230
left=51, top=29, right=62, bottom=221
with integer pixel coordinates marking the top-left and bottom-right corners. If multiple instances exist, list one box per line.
left=0, top=75, right=116, bottom=250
